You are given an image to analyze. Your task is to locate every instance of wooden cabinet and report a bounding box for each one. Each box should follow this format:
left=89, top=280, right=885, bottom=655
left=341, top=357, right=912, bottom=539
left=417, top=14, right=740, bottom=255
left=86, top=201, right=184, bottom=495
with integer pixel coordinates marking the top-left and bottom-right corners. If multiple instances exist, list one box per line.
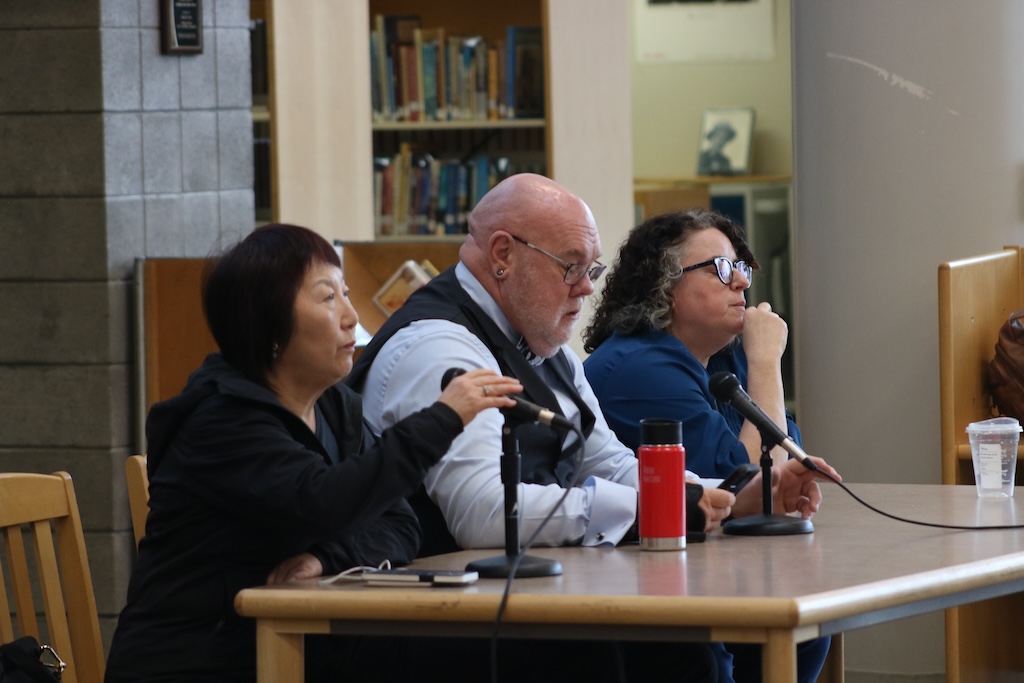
left=258, top=0, right=632, bottom=246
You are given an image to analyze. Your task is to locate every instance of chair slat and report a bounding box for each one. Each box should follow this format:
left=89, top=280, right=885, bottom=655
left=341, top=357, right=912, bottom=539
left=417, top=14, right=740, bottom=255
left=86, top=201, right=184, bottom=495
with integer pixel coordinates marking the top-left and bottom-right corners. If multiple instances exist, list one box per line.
left=0, top=472, right=104, bottom=683
left=3, top=525, right=40, bottom=638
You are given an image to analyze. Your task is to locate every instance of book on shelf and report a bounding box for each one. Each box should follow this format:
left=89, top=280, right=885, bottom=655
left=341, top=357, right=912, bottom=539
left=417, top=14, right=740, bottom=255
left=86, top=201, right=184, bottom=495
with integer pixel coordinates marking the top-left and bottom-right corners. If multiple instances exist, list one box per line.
left=371, top=149, right=533, bottom=237
left=431, top=27, right=447, bottom=121
left=369, top=16, right=542, bottom=123
left=486, top=46, right=499, bottom=121
left=373, top=259, right=440, bottom=317
left=383, top=14, right=421, bottom=121
left=507, top=26, right=543, bottom=119
left=372, top=14, right=394, bottom=120
left=417, top=28, right=442, bottom=122
left=369, top=30, right=382, bottom=121
left=372, top=156, right=391, bottom=234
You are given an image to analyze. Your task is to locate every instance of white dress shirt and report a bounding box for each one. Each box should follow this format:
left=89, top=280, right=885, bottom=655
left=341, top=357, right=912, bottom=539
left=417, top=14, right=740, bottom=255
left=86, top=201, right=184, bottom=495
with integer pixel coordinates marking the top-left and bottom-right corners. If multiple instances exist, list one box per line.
left=360, top=263, right=639, bottom=548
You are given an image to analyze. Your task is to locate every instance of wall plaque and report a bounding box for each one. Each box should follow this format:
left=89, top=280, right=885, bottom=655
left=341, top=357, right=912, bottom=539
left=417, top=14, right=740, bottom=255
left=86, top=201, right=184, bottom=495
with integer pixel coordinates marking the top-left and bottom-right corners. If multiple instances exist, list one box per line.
left=161, top=0, right=203, bottom=55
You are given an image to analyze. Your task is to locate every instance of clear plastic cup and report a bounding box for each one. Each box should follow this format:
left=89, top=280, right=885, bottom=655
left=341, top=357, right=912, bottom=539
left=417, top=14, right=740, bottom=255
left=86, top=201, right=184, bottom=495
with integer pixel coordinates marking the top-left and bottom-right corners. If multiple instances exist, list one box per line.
left=966, top=417, right=1023, bottom=498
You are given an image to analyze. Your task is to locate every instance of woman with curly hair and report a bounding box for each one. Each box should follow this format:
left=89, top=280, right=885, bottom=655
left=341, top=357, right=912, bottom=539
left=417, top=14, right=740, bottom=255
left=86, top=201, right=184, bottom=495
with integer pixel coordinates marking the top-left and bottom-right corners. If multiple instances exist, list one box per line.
left=582, top=208, right=799, bottom=478
left=582, top=209, right=827, bottom=683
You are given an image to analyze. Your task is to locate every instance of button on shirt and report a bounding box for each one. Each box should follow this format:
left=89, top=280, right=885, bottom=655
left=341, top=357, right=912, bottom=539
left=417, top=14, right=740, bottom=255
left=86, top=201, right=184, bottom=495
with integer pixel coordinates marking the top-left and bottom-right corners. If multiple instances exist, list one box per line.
left=359, top=263, right=639, bottom=549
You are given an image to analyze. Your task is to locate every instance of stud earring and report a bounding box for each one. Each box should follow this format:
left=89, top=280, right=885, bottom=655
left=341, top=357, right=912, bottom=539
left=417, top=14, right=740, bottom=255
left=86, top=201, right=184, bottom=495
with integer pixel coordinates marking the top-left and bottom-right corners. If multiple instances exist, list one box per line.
left=271, top=342, right=279, bottom=359
left=496, top=269, right=505, bottom=276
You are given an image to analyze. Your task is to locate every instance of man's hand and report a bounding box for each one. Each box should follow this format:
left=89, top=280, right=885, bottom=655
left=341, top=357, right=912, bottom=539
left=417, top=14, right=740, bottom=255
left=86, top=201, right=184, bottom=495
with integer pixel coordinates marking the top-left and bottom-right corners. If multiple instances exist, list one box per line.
left=698, top=487, right=735, bottom=531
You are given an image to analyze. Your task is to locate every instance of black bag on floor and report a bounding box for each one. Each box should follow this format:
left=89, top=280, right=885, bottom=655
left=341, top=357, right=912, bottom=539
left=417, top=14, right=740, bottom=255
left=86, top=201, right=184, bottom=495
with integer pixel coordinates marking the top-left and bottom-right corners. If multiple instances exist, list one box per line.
left=0, top=637, right=63, bottom=682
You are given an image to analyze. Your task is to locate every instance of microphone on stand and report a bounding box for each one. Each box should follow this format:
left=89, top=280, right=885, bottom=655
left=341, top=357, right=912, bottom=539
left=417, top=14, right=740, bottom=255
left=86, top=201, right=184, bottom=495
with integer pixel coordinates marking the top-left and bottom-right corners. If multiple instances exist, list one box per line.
left=708, top=371, right=818, bottom=472
left=708, top=371, right=814, bottom=536
left=440, top=368, right=564, bottom=577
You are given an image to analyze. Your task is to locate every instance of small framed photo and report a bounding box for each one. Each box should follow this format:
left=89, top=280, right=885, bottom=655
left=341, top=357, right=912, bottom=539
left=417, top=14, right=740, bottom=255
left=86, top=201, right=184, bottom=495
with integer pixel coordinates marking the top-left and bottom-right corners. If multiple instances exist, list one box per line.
left=697, top=107, right=755, bottom=176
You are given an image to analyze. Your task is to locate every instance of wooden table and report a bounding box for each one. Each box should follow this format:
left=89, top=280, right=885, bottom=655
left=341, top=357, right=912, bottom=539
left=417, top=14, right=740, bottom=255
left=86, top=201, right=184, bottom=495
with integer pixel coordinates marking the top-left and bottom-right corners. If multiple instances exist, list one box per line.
left=235, top=484, right=1024, bottom=682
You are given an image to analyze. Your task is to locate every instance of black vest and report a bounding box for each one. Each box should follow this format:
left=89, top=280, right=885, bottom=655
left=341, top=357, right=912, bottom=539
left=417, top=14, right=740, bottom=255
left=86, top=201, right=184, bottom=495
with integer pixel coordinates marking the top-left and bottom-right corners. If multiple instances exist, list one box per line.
left=347, top=267, right=596, bottom=555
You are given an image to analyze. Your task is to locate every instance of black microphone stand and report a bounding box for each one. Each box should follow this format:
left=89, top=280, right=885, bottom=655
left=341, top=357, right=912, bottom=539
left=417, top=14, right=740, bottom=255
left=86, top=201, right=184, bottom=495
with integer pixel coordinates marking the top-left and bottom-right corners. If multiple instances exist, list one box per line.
left=465, top=416, right=563, bottom=578
left=723, top=438, right=813, bottom=536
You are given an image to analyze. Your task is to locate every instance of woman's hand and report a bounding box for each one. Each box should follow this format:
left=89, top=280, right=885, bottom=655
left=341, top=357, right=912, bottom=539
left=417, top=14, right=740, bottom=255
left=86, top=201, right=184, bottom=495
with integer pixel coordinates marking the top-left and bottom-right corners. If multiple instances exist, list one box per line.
left=731, top=456, right=841, bottom=520
left=741, top=301, right=788, bottom=367
left=438, top=368, right=523, bottom=425
left=266, top=553, right=323, bottom=585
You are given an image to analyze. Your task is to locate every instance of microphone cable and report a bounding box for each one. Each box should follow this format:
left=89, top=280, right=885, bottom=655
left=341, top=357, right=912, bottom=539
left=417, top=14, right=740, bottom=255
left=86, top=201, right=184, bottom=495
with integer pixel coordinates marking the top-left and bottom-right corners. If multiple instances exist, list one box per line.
left=809, top=468, right=1024, bottom=531
left=709, top=371, right=1024, bottom=531
left=487, top=421, right=587, bottom=683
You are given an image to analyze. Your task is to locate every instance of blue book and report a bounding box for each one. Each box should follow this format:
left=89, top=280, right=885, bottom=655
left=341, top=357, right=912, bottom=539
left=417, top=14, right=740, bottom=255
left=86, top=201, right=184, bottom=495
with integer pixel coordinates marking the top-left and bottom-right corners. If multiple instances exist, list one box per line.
left=455, top=162, right=469, bottom=234
left=505, top=26, right=517, bottom=117
left=422, top=41, right=438, bottom=121
left=471, top=154, right=490, bottom=207
left=369, top=31, right=382, bottom=119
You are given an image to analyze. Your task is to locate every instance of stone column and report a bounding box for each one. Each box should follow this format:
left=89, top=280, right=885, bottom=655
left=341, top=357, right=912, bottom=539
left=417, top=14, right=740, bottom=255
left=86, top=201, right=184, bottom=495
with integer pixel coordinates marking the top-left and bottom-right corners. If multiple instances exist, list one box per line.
left=0, top=0, right=255, bottom=645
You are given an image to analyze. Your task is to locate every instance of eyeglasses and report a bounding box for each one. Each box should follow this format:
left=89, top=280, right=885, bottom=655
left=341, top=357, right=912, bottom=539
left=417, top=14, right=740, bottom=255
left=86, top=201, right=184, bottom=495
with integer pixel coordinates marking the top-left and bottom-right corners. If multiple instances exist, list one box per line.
left=681, top=256, right=752, bottom=290
left=509, top=234, right=607, bottom=285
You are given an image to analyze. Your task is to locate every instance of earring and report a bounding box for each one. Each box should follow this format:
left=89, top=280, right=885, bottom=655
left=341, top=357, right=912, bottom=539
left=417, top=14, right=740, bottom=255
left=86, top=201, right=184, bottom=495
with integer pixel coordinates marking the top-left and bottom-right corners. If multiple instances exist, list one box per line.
left=496, top=269, right=505, bottom=277
left=271, top=342, right=279, bottom=359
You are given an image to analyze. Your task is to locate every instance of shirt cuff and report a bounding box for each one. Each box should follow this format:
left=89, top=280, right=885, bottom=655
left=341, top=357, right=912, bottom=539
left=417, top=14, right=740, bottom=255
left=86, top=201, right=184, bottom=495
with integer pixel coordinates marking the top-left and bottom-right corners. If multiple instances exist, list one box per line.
left=581, top=476, right=638, bottom=547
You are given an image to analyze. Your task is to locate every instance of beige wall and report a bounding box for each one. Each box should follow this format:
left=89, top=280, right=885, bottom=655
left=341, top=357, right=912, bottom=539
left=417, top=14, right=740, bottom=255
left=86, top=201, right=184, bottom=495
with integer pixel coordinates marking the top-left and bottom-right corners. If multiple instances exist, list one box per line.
left=630, top=0, right=792, bottom=180
left=792, top=2, right=1024, bottom=679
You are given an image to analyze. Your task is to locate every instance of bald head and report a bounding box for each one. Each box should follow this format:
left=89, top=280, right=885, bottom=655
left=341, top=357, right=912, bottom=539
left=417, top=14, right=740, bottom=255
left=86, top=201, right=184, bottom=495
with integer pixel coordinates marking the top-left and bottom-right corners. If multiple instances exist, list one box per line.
left=458, top=173, right=602, bottom=358
left=461, top=173, right=596, bottom=276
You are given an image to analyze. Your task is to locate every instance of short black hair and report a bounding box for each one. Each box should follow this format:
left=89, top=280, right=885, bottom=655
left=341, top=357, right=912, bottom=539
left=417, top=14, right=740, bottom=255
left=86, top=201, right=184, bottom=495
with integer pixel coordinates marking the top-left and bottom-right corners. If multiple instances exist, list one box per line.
left=202, top=223, right=340, bottom=385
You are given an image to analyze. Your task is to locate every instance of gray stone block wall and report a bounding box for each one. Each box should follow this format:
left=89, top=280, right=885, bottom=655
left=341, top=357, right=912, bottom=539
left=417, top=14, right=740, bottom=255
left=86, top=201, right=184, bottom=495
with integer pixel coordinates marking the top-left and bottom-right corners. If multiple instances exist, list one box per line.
left=0, top=0, right=255, bottom=648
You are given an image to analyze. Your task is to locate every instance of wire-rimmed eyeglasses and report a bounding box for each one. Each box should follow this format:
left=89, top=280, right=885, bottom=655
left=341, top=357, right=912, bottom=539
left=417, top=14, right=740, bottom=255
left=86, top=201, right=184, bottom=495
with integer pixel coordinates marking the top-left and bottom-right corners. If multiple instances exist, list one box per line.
left=681, top=256, right=752, bottom=289
left=509, top=234, right=606, bottom=285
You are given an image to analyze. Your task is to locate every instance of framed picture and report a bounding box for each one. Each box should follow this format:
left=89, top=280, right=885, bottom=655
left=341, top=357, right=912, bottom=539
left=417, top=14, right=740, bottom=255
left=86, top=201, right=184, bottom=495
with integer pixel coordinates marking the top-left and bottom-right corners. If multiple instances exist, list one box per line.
left=160, top=0, right=203, bottom=55
left=697, top=107, right=755, bottom=176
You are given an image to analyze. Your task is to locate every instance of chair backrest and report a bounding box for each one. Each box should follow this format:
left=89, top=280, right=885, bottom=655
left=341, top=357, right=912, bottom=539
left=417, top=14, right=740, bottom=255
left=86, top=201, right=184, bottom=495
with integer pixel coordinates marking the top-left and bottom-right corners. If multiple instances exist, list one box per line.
left=0, top=471, right=105, bottom=683
left=125, top=454, right=150, bottom=549
left=938, top=246, right=1024, bottom=484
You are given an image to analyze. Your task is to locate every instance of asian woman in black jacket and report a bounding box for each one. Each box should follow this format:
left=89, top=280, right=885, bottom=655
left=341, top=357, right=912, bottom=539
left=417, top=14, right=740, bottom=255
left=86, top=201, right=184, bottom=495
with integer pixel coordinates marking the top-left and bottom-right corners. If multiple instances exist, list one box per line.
left=105, top=224, right=521, bottom=683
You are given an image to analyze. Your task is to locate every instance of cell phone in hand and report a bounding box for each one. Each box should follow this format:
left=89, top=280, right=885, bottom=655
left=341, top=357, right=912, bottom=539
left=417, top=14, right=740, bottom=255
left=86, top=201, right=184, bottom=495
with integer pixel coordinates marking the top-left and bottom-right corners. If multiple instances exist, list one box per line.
left=717, top=463, right=759, bottom=494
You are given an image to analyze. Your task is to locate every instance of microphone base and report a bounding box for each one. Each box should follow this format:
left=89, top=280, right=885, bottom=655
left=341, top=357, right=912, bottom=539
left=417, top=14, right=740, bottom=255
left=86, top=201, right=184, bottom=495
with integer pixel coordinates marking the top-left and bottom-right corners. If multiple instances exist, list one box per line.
left=723, top=514, right=814, bottom=536
left=466, top=553, right=563, bottom=578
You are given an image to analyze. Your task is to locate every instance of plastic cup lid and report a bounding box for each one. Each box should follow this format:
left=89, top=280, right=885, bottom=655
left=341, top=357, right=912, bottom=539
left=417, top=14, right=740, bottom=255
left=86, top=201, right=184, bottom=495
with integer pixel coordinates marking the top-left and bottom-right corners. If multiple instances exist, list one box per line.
left=966, top=417, right=1023, bottom=434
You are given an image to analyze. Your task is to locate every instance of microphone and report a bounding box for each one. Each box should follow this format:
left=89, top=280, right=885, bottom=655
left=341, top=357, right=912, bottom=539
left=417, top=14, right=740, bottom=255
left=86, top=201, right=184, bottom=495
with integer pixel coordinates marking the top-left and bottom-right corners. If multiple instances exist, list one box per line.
left=441, top=367, right=575, bottom=430
left=708, top=371, right=818, bottom=471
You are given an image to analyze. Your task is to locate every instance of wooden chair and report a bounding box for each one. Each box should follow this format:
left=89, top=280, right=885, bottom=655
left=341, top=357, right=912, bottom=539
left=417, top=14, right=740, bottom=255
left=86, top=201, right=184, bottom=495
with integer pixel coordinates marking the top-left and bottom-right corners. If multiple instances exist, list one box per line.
left=938, top=246, right=1024, bottom=683
left=125, top=454, right=150, bottom=549
left=0, top=471, right=105, bottom=683
left=938, top=245, right=1024, bottom=485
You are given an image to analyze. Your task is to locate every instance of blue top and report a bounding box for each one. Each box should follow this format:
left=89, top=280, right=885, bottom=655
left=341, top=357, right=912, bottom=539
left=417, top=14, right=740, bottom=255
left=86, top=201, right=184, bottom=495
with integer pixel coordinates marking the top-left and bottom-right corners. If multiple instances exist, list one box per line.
left=583, top=330, right=801, bottom=478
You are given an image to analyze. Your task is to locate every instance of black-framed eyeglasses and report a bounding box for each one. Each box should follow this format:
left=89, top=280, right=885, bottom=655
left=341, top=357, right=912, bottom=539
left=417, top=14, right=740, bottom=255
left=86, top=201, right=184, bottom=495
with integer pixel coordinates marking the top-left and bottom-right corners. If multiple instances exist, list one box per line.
left=509, top=234, right=607, bottom=285
left=681, top=256, right=752, bottom=290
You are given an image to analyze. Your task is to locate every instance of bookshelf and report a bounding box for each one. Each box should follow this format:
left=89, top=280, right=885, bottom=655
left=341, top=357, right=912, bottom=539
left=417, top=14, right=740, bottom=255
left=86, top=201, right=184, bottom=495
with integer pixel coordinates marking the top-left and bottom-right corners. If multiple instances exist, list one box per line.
left=338, top=240, right=461, bottom=335
left=255, top=0, right=633, bottom=250
left=366, top=2, right=548, bottom=237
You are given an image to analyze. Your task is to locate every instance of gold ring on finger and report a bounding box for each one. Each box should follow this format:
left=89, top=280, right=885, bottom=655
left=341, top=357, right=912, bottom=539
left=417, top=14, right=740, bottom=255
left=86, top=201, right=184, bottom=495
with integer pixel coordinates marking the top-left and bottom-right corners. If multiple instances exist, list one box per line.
left=483, top=385, right=491, bottom=397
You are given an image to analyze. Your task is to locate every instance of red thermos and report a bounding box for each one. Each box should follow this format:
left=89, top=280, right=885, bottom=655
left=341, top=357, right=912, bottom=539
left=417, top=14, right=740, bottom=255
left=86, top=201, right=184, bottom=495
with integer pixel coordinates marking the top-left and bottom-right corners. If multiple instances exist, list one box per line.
left=638, top=418, right=686, bottom=550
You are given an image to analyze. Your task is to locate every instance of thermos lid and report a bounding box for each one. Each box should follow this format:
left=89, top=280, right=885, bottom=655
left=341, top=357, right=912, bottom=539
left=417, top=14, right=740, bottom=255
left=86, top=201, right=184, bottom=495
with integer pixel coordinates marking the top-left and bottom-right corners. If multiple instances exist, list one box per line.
left=640, top=418, right=682, bottom=445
